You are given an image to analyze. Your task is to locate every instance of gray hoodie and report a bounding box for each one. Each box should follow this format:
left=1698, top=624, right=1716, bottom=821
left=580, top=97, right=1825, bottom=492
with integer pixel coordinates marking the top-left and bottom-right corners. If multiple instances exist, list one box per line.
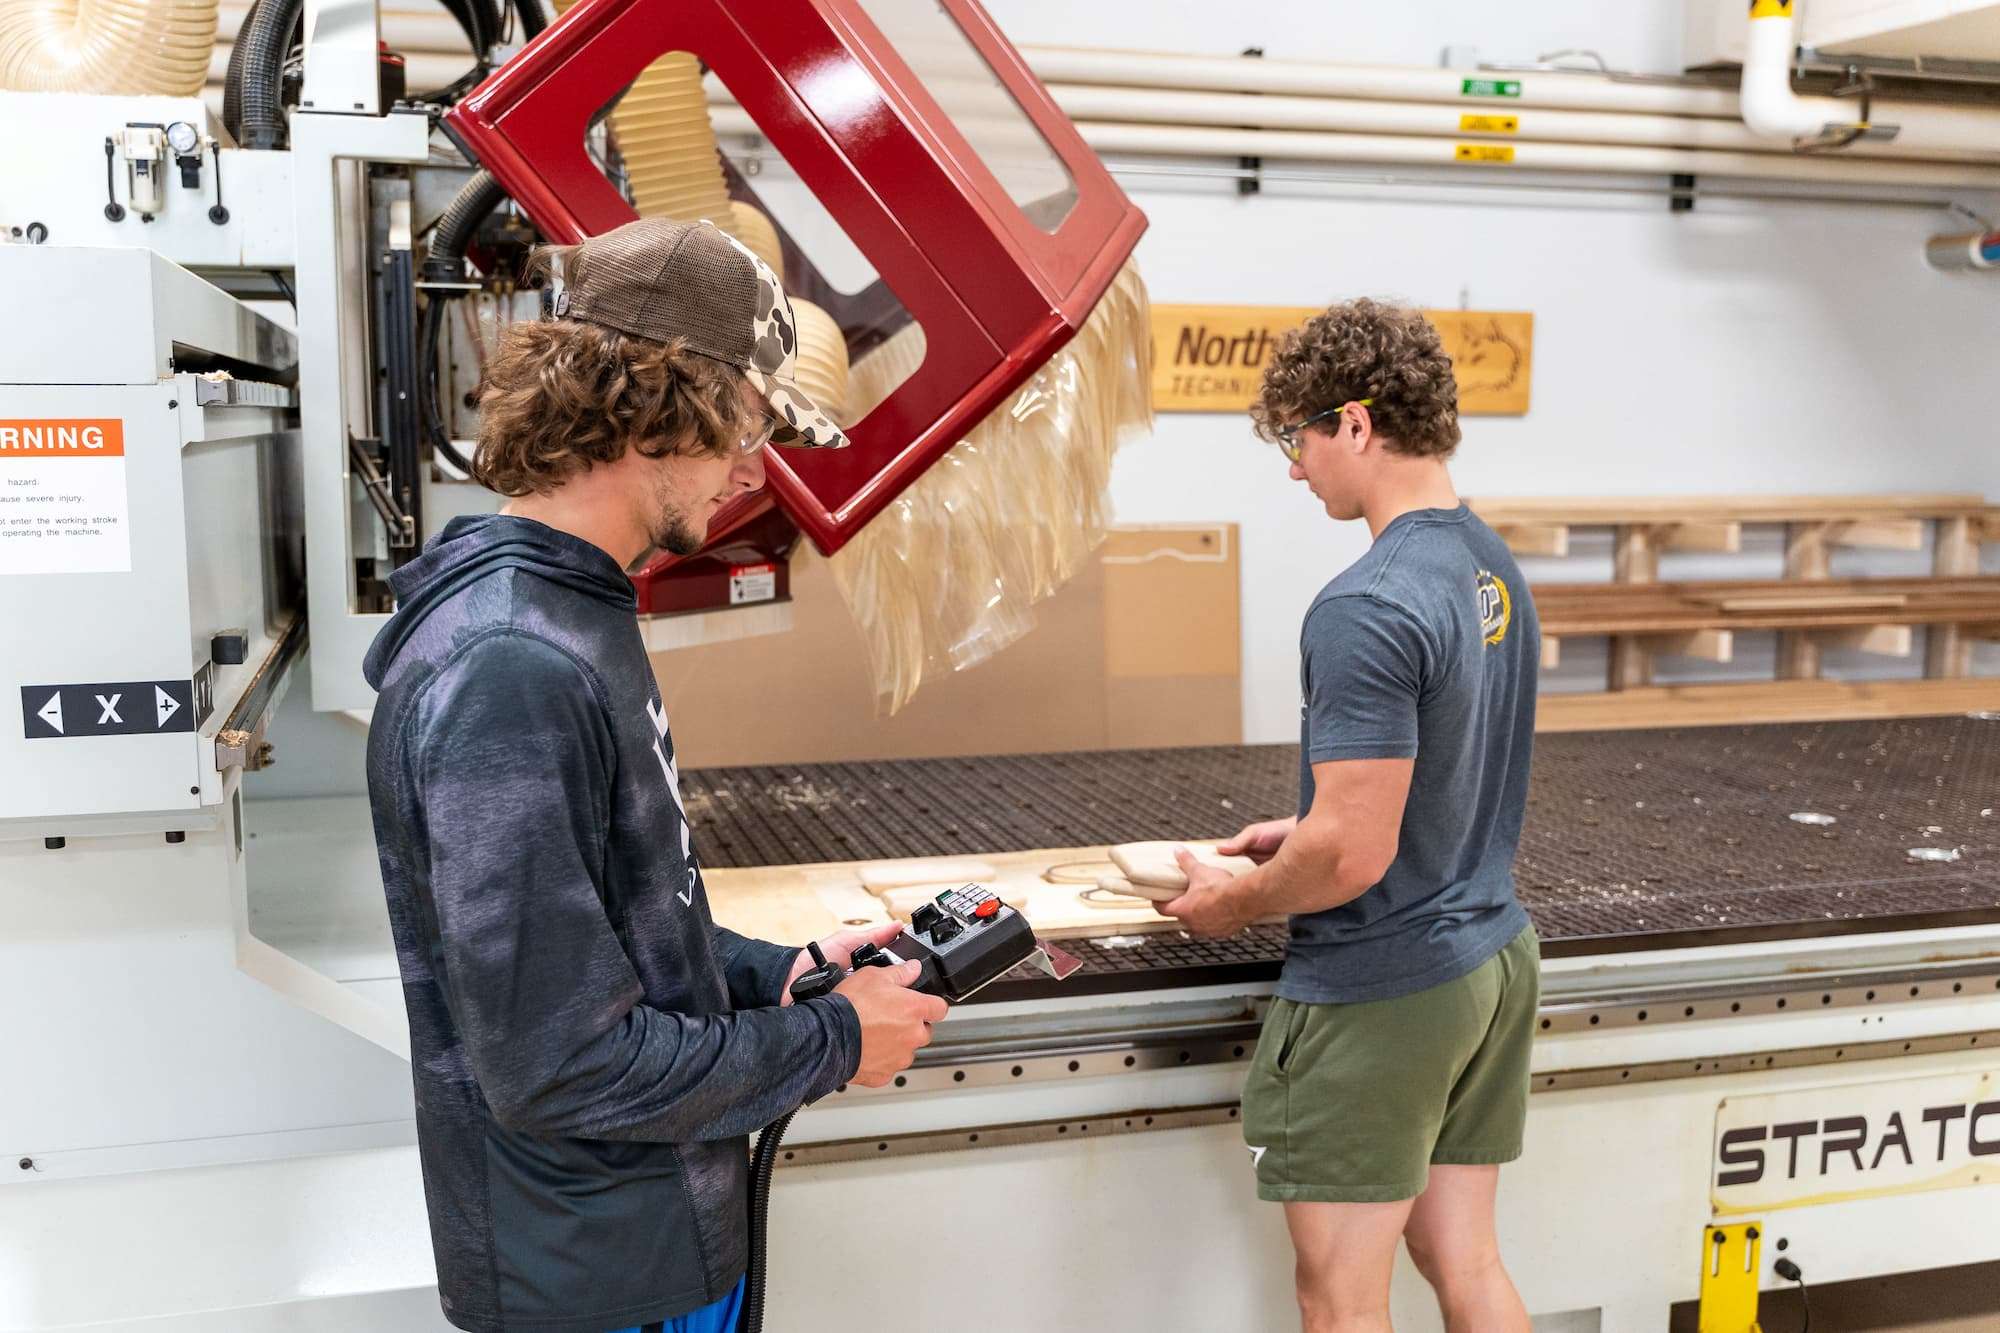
left=363, top=513, right=860, bottom=1333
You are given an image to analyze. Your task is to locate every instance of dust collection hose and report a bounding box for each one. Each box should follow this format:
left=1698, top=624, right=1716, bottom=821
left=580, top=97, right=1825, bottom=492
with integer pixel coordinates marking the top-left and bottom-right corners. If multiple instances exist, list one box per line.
left=233, top=0, right=300, bottom=148
left=220, top=0, right=255, bottom=140
left=0, top=0, right=215, bottom=95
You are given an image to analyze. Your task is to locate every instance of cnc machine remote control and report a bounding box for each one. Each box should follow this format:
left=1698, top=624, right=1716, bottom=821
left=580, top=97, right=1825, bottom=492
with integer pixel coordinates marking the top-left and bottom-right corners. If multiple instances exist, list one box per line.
left=792, top=885, right=1078, bottom=1007
left=831, top=885, right=1034, bottom=1002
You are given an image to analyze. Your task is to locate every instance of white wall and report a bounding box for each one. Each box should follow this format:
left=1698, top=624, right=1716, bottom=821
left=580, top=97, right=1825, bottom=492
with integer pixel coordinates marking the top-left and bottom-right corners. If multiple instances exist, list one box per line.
left=964, top=0, right=2000, bottom=743
left=1098, top=177, right=2000, bottom=740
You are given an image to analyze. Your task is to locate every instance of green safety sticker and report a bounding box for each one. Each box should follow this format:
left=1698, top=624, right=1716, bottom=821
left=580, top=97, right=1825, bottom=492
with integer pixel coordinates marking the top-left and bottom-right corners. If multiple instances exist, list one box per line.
left=1461, top=78, right=1522, bottom=98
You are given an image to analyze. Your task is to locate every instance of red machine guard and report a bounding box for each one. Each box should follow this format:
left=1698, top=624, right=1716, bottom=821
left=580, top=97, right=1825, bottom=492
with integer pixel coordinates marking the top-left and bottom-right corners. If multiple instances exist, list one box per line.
left=445, top=0, right=1145, bottom=559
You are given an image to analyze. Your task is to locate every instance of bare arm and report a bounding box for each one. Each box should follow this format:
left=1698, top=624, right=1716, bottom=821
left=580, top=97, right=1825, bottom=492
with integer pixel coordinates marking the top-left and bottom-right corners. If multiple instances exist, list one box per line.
left=1235, top=757, right=1412, bottom=915
left=1157, top=758, right=1412, bottom=936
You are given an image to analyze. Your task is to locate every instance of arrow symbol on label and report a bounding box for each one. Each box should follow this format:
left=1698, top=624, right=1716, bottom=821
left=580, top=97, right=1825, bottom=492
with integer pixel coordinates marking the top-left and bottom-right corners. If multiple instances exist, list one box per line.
left=155, top=686, right=180, bottom=728
left=36, top=693, right=63, bottom=734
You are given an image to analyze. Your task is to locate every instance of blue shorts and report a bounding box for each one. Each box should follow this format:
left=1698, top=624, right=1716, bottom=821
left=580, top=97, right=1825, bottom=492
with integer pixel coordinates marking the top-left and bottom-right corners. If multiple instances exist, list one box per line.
left=608, top=1278, right=744, bottom=1333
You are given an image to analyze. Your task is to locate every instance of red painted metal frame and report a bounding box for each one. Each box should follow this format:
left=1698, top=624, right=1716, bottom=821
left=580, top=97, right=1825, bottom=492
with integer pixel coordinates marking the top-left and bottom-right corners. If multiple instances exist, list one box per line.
left=445, top=0, right=1145, bottom=563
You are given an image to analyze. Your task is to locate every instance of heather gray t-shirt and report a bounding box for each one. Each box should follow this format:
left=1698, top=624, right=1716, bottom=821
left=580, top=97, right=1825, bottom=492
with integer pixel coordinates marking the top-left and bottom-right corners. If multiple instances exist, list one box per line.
left=1281, top=504, right=1538, bottom=1005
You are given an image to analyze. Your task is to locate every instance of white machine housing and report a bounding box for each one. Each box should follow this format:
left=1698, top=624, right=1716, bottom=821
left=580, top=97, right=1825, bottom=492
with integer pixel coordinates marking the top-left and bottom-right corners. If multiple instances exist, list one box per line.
left=0, top=245, right=298, bottom=836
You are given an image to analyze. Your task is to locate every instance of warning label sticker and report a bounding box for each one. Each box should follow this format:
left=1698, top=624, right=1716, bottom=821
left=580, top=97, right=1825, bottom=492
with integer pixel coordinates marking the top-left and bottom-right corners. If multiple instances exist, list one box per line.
left=0, top=419, right=132, bottom=576
left=729, top=563, right=778, bottom=605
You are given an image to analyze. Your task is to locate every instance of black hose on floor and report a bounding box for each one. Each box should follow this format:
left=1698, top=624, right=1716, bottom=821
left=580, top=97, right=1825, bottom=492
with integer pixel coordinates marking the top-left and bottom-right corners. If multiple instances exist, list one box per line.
left=739, top=1108, right=797, bottom=1333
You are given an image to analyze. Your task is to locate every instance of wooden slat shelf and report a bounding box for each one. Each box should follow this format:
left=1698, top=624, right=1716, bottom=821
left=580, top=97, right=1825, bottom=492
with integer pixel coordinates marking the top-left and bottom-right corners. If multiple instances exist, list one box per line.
left=1470, top=493, right=2000, bottom=527
left=1534, top=577, right=2000, bottom=636
left=1466, top=493, right=1999, bottom=728
left=1538, top=678, right=2000, bottom=732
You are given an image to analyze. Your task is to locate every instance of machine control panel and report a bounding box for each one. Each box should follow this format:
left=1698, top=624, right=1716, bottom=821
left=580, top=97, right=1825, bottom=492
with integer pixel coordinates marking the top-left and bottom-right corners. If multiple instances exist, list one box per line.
left=890, top=885, right=1037, bottom=1001
left=790, top=885, right=1076, bottom=1007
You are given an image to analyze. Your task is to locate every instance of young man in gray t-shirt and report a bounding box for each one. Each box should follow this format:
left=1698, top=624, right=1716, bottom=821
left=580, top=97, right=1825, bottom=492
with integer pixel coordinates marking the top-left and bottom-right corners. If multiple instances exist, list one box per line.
left=1157, top=299, right=1539, bottom=1332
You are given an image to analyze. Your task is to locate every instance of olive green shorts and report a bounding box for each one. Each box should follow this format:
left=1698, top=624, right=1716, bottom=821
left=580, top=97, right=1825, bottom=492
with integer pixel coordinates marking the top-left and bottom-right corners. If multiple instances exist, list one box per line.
left=1242, top=925, right=1540, bottom=1203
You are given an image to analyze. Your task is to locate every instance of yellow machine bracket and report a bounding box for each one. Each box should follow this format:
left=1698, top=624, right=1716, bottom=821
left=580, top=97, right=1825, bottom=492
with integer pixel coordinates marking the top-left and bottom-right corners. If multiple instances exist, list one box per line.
left=1698, top=1222, right=1763, bottom=1333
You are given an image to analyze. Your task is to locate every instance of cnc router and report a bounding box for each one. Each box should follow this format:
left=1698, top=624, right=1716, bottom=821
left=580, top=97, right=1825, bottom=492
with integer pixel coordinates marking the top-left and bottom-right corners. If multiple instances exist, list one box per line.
left=3, top=1, right=2000, bottom=1329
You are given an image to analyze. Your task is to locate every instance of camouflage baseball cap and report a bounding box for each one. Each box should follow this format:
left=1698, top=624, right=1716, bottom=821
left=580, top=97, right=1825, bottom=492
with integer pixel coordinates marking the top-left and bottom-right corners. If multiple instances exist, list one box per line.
left=552, top=216, right=847, bottom=449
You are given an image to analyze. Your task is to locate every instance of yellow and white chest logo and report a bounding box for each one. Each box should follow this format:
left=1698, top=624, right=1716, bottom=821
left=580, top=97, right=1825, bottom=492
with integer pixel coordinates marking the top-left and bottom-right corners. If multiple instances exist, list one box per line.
left=1476, top=570, right=1512, bottom=646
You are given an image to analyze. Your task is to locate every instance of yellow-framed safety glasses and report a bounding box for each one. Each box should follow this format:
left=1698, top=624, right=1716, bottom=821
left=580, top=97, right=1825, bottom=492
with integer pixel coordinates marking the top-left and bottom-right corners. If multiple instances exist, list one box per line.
left=1276, top=398, right=1373, bottom=463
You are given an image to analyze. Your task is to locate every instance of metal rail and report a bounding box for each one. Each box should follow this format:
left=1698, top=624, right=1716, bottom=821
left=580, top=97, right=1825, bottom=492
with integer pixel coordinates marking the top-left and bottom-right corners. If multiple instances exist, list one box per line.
left=785, top=1024, right=2000, bottom=1167
left=833, top=958, right=2000, bottom=1101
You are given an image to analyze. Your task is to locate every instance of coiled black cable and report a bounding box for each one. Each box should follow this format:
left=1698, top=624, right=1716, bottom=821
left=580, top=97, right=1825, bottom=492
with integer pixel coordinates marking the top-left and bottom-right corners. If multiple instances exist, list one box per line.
left=515, top=0, right=548, bottom=40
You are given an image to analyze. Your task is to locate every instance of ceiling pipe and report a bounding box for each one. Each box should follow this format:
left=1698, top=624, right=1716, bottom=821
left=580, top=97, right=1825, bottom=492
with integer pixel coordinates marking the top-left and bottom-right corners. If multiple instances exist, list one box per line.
left=1739, top=0, right=1878, bottom=147
left=1044, top=82, right=2000, bottom=165
left=1024, top=44, right=1748, bottom=119
left=708, top=104, right=2000, bottom=189
left=1925, top=229, right=2000, bottom=270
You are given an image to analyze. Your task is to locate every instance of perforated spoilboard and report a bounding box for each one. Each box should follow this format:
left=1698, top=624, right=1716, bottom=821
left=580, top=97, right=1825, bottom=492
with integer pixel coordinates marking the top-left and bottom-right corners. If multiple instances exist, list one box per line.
left=682, top=716, right=2000, bottom=968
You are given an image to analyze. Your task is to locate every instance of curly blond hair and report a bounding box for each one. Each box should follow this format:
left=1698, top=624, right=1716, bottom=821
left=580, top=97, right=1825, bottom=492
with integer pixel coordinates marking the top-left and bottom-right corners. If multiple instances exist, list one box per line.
left=470, top=320, right=752, bottom=497
left=1250, top=299, right=1461, bottom=459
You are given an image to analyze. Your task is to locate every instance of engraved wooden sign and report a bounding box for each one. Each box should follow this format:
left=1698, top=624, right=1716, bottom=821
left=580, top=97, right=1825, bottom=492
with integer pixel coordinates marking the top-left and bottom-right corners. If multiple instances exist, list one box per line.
left=1150, top=304, right=1533, bottom=416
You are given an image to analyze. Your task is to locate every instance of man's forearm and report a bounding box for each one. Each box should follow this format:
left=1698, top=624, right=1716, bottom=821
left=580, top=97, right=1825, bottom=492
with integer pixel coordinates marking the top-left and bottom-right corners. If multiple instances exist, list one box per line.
left=1225, top=818, right=1376, bottom=919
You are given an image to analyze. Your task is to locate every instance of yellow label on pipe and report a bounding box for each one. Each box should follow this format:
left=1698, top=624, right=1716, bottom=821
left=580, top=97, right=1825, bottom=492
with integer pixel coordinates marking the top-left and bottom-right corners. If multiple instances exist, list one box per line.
left=1749, top=0, right=1791, bottom=18
left=1460, top=114, right=1519, bottom=134
left=1455, top=143, right=1516, bottom=164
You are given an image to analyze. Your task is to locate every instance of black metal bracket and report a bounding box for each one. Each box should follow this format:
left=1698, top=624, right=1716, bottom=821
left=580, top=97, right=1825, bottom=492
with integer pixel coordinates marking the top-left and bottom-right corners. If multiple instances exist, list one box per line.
left=102, top=138, right=126, bottom=222
left=371, top=243, right=425, bottom=560
left=208, top=140, right=230, bottom=225
left=1670, top=172, right=1697, bottom=213
left=348, top=435, right=417, bottom=551
left=1237, top=46, right=1265, bottom=196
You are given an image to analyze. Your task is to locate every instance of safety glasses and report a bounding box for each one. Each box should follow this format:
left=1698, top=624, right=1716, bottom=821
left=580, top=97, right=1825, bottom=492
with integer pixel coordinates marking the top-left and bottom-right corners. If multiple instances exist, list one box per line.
left=738, top=413, right=782, bottom=455
left=1275, top=398, right=1373, bottom=463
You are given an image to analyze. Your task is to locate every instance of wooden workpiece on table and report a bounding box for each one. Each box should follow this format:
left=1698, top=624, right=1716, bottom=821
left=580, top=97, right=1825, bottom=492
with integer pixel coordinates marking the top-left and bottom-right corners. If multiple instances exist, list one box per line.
left=704, top=846, right=1264, bottom=945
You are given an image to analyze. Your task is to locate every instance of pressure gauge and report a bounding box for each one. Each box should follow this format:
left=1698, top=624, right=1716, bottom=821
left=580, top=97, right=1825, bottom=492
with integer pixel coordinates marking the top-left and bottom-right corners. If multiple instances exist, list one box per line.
left=165, top=121, right=205, bottom=190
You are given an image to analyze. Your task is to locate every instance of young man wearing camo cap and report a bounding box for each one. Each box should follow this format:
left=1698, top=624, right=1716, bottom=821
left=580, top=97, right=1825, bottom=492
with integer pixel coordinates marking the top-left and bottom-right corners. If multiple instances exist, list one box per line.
left=363, top=217, right=943, bottom=1333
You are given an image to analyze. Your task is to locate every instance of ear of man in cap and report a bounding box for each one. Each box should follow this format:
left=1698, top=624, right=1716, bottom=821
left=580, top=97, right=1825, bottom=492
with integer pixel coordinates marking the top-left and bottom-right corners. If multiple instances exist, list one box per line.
left=555, top=217, right=848, bottom=450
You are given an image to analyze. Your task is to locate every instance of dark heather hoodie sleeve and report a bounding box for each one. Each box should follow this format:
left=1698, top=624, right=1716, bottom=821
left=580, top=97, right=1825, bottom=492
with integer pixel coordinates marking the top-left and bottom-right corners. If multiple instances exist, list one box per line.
left=411, top=631, right=861, bottom=1142
left=709, top=926, right=800, bottom=1010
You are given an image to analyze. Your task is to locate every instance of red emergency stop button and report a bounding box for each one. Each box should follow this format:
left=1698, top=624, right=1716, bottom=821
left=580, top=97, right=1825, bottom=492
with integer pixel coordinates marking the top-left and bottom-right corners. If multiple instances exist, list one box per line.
left=973, top=898, right=1000, bottom=921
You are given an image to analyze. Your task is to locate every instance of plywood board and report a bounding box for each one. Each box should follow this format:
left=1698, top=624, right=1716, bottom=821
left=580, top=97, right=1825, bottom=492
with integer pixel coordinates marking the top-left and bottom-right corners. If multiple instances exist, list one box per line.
left=705, top=845, right=1284, bottom=943
left=1101, top=526, right=1240, bottom=678
left=1469, top=494, right=1997, bottom=526
left=1701, top=593, right=1911, bottom=613
left=1150, top=304, right=1532, bottom=415
left=654, top=524, right=1241, bottom=768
